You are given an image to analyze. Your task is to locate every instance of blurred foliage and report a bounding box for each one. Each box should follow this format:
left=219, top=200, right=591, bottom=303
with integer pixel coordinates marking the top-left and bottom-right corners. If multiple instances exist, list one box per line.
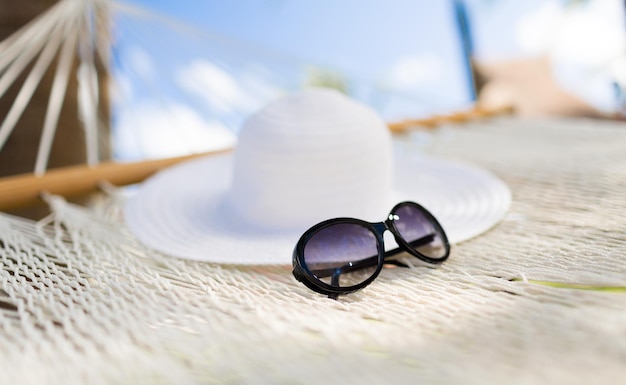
left=563, top=0, right=589, bottom=5
left=303, top=67, right=349, bottom=94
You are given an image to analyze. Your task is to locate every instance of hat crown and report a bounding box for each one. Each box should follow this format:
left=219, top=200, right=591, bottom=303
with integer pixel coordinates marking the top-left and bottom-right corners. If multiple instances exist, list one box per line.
left=230, top=88, right=393, bottom=230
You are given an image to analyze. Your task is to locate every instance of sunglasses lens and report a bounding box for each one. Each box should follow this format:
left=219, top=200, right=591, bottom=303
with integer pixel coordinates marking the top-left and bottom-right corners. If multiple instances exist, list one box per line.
left=303, top=223, right=380, bottom=289
left=392, top=203, right=448, bottom=260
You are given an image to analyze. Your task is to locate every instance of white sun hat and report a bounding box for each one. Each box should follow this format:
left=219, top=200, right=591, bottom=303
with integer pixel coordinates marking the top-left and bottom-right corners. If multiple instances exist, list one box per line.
left=124, top=88, right=511, bottom=265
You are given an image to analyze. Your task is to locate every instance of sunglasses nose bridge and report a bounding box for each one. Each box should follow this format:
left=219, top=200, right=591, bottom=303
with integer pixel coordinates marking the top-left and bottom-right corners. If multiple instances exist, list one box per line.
left=374, top=221, right=400, bottom=250
left=383, top=214, right=400, bottom=236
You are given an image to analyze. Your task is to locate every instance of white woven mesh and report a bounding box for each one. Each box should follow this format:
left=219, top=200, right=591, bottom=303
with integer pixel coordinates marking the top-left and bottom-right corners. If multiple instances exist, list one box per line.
left=2, top=117, right=626, bottom=384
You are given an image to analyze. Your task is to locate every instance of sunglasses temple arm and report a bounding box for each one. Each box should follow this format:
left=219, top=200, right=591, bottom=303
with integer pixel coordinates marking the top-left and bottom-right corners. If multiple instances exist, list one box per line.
left=310, top=260, right=376, bottom=279
left=310, top=233, right=437, bottom=278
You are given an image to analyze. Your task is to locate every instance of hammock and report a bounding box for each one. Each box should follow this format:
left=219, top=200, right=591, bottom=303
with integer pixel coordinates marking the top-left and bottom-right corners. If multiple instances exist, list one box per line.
left=1, top=117, right=625, bottom=384
left=8, top=4, right=626, bottom=384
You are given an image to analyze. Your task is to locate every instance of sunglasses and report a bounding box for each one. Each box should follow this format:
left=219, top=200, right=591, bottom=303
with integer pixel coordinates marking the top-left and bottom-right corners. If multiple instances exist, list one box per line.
left=292, top=201, right=450, bottom=298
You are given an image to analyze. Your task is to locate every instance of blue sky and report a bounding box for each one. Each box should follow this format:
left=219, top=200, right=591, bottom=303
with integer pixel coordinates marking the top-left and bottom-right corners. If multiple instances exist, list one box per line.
left=109, top=0, right=626, bottom=160
left=110, top=0, right=475, bottom=160
left=115, top=0, right=471, bottom=97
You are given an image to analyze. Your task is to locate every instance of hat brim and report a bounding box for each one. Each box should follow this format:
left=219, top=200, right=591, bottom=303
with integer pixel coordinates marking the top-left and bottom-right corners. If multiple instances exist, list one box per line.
left=125, top=149, right=511, bottom=265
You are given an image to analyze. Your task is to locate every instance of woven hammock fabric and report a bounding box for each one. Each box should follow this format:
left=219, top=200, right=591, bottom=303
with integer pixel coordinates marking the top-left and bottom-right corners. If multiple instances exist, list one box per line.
left=1, top=117, right=626, bottom=384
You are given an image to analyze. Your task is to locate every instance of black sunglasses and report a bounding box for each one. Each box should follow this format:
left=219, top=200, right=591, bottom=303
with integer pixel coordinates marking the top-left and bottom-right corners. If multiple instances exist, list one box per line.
left=292, top=201, right=450, bottom=299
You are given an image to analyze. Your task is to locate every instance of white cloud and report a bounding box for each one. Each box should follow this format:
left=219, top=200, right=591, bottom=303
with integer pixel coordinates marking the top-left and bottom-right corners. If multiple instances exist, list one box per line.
left=114, top=101, right=237, bottom=161
left=515, top=2, right=560, bottom=55
left=109, top=72, right=134, bottom=104
left=127, top=47, right=157, bottom=81
left=553, top=61, right=618, bottom=113
left=175, top=60, right=283, bottom=114
left=176, top=60, right=253, bottom=113
left=112, top=59, right=286, bottom=161
left=551, top=2, right=626, bottom=67
left=516, top=0, right=626, bottom=67
left=514, top=0, right=626, bottom=113
left=385, top=54, right=443, bottom=90
left=241, top=69, right=284, bottom=105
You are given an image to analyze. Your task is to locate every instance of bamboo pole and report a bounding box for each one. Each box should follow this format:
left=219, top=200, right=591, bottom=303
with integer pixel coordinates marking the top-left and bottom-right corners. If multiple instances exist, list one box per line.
left=0, top=148, right=232, bottom=211
left=387, top=104, right=514, bottom=133
left=0, top=104, right=513, bottom=212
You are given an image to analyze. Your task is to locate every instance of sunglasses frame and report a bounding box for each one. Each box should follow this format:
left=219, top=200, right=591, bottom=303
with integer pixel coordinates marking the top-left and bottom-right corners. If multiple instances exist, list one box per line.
left=292, top=201, right=450, bottom=298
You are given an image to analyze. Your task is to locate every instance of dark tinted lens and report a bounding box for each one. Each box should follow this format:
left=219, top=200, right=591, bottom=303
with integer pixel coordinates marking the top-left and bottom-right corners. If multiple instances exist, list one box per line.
left=303, top=223, right=380, bottom=288
left=392, top=203, right=448, bottom=260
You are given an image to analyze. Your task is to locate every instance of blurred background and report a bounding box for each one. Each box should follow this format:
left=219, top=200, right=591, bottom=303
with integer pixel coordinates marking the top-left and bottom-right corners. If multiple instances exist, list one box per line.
left=1, top=0, right=625, bottom=176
